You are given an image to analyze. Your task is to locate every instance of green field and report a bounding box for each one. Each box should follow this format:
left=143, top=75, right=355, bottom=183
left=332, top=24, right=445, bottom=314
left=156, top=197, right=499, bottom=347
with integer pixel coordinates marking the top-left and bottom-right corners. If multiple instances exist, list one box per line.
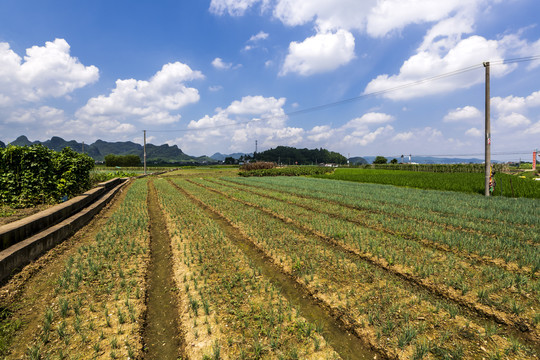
left=314, top=168, right=540, bottom=198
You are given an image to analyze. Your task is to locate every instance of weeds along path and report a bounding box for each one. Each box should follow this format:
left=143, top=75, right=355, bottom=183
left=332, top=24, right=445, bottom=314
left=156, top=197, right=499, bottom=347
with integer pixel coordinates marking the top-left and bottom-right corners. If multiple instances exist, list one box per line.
left=143, top=180, right=184, bottom=359
left=179, top=178, right=538, bottom=358
left=215, top=178, right=535, bottom=275
left=0, top=179, right=151, bottom=359
left=162, top=179, right=376, bottom=359
left=193, top=178, right=540, bottom=344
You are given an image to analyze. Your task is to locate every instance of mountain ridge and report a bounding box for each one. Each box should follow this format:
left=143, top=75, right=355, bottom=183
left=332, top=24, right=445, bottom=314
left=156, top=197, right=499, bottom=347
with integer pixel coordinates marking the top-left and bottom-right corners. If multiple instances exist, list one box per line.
left=5, top=136, right=214, bottom=164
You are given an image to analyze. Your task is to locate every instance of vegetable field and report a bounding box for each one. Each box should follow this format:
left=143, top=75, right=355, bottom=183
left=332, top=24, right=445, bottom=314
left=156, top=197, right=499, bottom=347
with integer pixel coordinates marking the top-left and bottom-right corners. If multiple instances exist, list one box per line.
left=2, top=170, right=539, bottom=359
left=315, top=168, right=540, bottom=198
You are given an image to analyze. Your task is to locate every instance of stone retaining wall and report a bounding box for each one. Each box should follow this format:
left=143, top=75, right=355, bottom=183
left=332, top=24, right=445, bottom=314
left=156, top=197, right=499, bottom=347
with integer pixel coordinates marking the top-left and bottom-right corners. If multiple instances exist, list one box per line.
left=0, top=178, right=127, bottom=283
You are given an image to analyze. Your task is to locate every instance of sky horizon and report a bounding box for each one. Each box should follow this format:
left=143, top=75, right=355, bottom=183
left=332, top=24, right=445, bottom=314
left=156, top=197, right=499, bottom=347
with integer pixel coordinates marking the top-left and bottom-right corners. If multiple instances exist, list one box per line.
left=1, top=0, right=540, bottom=161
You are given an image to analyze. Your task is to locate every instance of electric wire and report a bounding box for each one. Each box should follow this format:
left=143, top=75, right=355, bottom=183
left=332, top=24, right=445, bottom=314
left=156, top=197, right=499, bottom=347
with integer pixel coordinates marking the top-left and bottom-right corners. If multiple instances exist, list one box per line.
left=146, top=55, right=540, bottom=134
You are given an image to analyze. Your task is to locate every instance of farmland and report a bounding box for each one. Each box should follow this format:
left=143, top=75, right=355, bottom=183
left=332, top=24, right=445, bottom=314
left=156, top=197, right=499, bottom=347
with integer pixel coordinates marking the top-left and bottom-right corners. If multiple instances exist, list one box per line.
left=1, top=168, right=539, bottom=359
left=314, top=168, right=540, bottom=198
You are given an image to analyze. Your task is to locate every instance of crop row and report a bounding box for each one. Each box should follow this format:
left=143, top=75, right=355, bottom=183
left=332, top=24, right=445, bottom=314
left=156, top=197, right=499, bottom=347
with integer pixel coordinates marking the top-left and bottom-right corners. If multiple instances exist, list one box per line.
left=194, top=178, right=540, bottom=337
left=218, top=177, right=538, bottom=270
left=176, top=178, right=536, bottom=359
left=229, top=176, right=538, bottom=232
left=17, top=179, right=149, bottom=360
left=153, top=178, right=339, bottom=359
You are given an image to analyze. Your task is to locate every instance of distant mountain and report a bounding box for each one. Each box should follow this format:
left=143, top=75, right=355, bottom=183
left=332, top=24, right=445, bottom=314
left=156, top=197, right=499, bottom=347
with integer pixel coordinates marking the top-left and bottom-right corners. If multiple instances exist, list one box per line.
left=362, top=155, right=488, bottom=164
left=348, top=156, right=368, bottom=165
left=210, top=152, right=250, bottom=161
left=0, top=140, right=5, bottom=148
left=6, top=136, right=215, bottom=164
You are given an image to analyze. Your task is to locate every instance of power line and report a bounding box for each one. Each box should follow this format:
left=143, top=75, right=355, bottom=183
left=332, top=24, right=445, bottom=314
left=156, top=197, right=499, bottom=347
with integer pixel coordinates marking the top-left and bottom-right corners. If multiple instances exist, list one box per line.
left=146, top=55, right=540, bottom=133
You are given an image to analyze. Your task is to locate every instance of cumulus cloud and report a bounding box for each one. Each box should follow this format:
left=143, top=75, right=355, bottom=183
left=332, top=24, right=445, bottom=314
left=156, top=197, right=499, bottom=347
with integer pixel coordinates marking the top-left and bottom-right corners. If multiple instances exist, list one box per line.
left=212, top=57, right=232, bottom=70
left=8, top=106, right=65, bottom=125
left=76, top=62, right=203, bottom=126
left=497, top=112, right=531, bottom=128
left=280, top=29, right=355, bottom=76
left=392, top=131, right=414, bottom=141
left=249, top=31, right=269, bottom=42
left=491, top=90, right=540, bottom=130
left=465, top=127, right=482, bottom=137
left=366, top=0, right=476, bottom=37
left=209, top=0, right=267, bottom=16
left=443, top=106, right=482, bottom=122
left=0, top=39, right=98, bottom=106
left=364, top=35, right=514, bottom=100
left=178, top=95, right=305, bottom=154
left=492, top=91, right=540, bottom=114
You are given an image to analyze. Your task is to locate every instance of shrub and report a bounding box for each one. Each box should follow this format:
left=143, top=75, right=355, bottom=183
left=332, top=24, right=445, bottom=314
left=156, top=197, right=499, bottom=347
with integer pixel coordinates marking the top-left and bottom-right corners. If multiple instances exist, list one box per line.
left=0, top=145, right=95, bottom=207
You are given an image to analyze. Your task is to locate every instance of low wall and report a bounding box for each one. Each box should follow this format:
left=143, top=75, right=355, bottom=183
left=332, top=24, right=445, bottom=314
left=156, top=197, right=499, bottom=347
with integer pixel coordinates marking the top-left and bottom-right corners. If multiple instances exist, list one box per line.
left=0, top=178, right=123, bottom=250
left=0, top=179, right=128, bottom=283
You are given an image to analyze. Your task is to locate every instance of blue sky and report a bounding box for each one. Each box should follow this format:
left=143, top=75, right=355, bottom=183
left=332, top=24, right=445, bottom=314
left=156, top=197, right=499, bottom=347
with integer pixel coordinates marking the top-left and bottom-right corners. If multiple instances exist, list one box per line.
left=1, top=0, right=540, bottom=161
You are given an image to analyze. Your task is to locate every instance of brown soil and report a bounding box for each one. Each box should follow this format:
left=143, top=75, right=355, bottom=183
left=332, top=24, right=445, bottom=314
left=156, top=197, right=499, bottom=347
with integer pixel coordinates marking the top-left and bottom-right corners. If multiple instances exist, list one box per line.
left=143, top=180, right=184, bottom=359
left=0, top=182, right=131, bottom=358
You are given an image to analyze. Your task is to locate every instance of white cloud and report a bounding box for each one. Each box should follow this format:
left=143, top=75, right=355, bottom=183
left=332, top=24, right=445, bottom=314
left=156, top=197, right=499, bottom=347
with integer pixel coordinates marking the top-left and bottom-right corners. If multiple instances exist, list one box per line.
left=0, top=39, right=98, bottom=106
left=529, top=121, right=540, bottom=134
left=76, top=62, right=203, bottom=127
left=280, top=29, right=355, bottom=76
left=443, top=106, right=482, bottom=122
left=6, top=106, right=65, bottom=125
left=366, top=0, right=476, bottom=37
left=209, top=85, right=223, bottom=92
left=307, top=125, right=334, bottom=142
left=179, top=95, right=303, bottom=154
left=364, top=34, right=514, bottom=100
left=249, top=31, right=269, bottom=42
left=392, top=131, right=414, bottom=141
left=212, top=57, right=232, bottom=70
left=492, top=91, right=540, bottom=114
left=209, top=0, right=267, bottom=16
left=465, top=127, right=482, bottom=137
left=342, top=125, right=394, bottom=146
left=497, top=112, right=531, bottom=128
left=344, top=112, right=395, bottom=127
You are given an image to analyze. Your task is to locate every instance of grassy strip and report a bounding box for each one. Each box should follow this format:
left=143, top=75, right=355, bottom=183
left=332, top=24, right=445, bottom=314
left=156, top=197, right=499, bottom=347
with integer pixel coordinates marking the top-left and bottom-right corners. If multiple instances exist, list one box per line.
left=20, top=178, right=149, bottom=360
left=240, top=166, right=334, bottom=177
left=202, top=178, right=540, bottom=331
left=314, top=168, right=540, bottom=198
left=153, top=178, right=338, bottom=359
left=177, top=178, right=535, bottom=359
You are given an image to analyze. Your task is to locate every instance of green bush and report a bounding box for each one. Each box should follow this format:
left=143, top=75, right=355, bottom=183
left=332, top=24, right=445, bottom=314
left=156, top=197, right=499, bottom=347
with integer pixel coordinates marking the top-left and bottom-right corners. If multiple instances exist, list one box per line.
left=0, top=145, right=95, bottom=207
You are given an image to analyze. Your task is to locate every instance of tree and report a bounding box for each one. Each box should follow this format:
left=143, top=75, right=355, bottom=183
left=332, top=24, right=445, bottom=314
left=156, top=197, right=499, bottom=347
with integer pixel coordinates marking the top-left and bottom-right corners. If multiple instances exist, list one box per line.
left=373, top=156, right=388, bottom=164
left=224, top=157, right=236, bottom=165
left=104, top=154, right=141, bottom=167
left=390, top=158, right=398, bottom=164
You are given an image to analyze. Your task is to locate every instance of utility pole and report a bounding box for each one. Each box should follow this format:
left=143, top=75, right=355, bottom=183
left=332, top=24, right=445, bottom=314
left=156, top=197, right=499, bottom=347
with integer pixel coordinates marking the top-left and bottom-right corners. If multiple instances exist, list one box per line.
left=484, top=62, right=491, bottom=196
left=82, top=141, right=84, bottom=154
left=143, top=130, right=147, bottom=175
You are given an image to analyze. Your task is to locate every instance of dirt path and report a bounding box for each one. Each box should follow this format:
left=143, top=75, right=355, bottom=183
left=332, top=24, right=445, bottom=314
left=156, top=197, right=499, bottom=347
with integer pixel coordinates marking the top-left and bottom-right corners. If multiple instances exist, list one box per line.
left=0, top=181, right=131, bottom=358
left=143, top=180, right=183, bottom=360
